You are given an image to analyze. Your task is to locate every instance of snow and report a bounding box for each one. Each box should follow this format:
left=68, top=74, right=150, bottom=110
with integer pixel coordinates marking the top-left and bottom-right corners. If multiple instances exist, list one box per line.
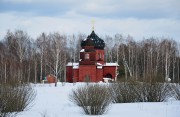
left=73, top=65, right=79, bottom=69
left=66, top=62, right=79, bottom=69
left=104, top=63, right=119, bottom=66
left=67, top=62, right=119, bottom=69
left=166, top=78, right=171, bottom=82
left=97, top=62, right=103, bottom=69
left=97, top=62, right=102, bottom=66
left=18, top=83, right=180, bottom=117
left=80, top=49, right=85, bottom=52
left=103, top=78, right=113, bottom=83
left=97, top=66, right=102, bottom=69
left=66, top=62, right=79, bottom=66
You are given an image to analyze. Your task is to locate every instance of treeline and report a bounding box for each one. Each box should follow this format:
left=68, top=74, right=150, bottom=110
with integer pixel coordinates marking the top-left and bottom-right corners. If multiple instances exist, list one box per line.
left=0, top=30, right=179, bottom=83
left=105, top=34, right=180, bottom=82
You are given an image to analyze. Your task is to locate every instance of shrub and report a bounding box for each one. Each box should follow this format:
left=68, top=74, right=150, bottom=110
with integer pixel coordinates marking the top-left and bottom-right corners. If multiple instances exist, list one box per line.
left=171, top=83, right=180, bottom=100
left=140, top=82, right=171, bottom=102
left=0, top=81, right=36, bottom=117
left=110, top=81, right=141, bottom=103
left=110, top=81, right=172, bottom=103
left=69, top=84, right=112, bottom=115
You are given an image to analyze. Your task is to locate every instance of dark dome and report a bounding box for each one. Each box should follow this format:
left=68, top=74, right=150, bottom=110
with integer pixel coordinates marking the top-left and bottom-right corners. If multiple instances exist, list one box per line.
left=81, top=31, right=105, bottom=49
left=81, top=38, right=94, bottom=46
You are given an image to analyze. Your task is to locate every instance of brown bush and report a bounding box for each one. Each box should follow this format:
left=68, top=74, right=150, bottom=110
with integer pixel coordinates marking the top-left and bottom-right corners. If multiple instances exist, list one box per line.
left=171, top=83, right=180, bottom=100
left=69, top=84, right=112, bottom=115
left=140, top=82, right=171, bottom=102
left=110, top=81, right=141, bottom=103
left=110, top=81, right=172, bottom=103
left=0, top=81, right=36, bottom=117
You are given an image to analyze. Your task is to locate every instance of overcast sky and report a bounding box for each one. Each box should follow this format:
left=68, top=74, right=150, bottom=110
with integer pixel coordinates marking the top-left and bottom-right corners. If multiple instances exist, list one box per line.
left=0, top=0, right=180, bottom=41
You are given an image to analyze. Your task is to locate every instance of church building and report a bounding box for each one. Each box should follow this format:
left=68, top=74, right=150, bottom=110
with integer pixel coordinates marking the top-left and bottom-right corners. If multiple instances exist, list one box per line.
left=66, top=30, right=118, bottom=82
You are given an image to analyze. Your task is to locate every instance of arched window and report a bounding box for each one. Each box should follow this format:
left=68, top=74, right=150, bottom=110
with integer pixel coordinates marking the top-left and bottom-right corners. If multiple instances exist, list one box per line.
left=85, top=53, right=89, bottom=59
left=98, top=53, right=102, bottom=59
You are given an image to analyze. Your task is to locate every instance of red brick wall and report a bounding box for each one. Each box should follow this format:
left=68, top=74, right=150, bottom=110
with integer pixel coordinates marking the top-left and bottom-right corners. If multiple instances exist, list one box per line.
left=80, top=52, right=84, bottom=61
left=103, top=66, right=116, bottom=80
left=96, top=69, right=103, bottom=81
left=80, top=52, right=96, bottom=61
left=67, top=66, right=117, bottom=82
left=79, top=65, right=97, bottom=82
left=95, top=49, right=105, bottom=64
left=90, top=52, right=96, bottom=61
left=66, top=66, right=73, bottom=82
left=82, top=46, right=94, bottom=50
left=73, top=69, right=79, bottom=82
left=80, top=61, right=96, bottom=65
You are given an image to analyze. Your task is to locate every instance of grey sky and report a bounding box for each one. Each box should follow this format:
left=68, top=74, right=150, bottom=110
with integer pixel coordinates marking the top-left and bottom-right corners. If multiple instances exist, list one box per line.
left=0, top=0, right=180, bottom=41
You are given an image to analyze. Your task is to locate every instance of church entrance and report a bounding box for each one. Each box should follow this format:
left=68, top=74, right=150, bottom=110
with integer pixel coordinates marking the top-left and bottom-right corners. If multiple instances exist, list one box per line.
left=105, top=74, right=112, bottom=79
left=103, top=74, right=113, bottom=83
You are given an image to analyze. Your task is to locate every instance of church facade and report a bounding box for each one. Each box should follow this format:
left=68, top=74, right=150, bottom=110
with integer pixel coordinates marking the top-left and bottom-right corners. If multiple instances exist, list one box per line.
left=66, top=30, right=118, bottom=82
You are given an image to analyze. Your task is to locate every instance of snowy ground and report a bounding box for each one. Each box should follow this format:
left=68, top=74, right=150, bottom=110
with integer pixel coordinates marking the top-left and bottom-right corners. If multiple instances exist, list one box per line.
left=18, top=83, right=180, bottom=117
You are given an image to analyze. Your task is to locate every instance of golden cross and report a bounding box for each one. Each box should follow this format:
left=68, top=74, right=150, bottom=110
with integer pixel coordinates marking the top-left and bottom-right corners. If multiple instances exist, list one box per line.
left=92, top=19, right=95, bottom=30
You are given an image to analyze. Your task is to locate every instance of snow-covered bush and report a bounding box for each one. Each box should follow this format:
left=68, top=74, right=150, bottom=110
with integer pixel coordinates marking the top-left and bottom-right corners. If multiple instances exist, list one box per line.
left=69, top=84, right=112, bottom=115
left=0, top=81, right=36, bottom=117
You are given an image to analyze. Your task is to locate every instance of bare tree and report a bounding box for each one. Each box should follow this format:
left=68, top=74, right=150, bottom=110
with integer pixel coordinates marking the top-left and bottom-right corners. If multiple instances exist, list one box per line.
left=3, top=30, right=30, bottom=83
left=1, top=30, right=180, bottom=83
left=47, top=33, right=67, bottom=87
left=37, top=33, right=47, bottom=83
left=104, top=35, right=114, bottom=62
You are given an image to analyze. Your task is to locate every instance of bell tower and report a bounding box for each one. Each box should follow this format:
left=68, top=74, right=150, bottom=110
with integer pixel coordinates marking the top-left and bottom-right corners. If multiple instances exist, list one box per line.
left=80, top=30, right=105, bottom=65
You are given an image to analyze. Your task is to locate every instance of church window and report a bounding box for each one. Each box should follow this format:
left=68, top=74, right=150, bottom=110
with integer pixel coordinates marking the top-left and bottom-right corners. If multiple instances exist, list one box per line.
left=98, top=53, right=102, bottom=59
left=100, top=53, right=102, bottom=58
left=85, top=53, right=89, bottom=59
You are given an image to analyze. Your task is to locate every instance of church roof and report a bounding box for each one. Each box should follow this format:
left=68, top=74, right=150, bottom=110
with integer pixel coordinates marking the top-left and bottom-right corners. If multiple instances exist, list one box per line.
left=81, top=30, right=105, bottom=49
left=67, top=62, right=118, bottom=66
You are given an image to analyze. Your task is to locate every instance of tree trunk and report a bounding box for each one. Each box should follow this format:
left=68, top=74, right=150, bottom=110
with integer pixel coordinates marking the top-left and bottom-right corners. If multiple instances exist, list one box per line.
left=34, top=60, right=37, bottom=84
left=4, top=63, right=6, bottom=83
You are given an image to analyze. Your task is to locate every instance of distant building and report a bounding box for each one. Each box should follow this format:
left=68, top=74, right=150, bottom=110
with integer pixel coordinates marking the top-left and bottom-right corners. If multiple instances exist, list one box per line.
left=66, top=30, right=118, bottom=82
left=46, top=74, right=56, bottom=83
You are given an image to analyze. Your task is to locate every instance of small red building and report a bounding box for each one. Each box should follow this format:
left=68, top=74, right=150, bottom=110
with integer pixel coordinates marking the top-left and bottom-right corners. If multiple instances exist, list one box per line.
left=46, top=74, right=56, bottom=83
left=66, top=30, right=118, bottom=82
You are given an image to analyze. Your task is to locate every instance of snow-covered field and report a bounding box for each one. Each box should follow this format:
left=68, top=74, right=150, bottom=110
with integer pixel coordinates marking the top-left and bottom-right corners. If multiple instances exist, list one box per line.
left=18, top=83, right=180, bottom=117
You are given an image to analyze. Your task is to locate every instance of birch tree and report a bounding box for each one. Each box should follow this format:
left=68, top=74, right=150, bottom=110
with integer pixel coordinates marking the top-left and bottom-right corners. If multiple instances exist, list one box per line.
left=37, top=33, right=47, bottom=82
left=47, top=33, right=67, bottom=87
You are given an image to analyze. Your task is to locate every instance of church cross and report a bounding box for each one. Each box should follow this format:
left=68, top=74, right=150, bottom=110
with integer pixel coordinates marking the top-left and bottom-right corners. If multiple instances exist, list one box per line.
left=92, top=19, right=95, bottom=31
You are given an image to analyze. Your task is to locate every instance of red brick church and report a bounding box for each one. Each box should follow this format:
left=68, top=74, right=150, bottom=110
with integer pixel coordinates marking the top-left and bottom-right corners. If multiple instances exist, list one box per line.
left=66, top=30, right=118, bottom=82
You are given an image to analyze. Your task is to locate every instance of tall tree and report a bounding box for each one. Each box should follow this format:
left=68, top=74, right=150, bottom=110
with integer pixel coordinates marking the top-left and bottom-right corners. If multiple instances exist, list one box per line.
left=36, top=33, right=47, bottom=82
left=47, top=32, right=67, bottom=87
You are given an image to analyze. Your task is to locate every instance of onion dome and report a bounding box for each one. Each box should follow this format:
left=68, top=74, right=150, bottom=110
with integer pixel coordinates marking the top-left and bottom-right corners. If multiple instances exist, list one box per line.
left=81, top=38, right=94, bottom=47
left=81, top=31, right=105, bottom=49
